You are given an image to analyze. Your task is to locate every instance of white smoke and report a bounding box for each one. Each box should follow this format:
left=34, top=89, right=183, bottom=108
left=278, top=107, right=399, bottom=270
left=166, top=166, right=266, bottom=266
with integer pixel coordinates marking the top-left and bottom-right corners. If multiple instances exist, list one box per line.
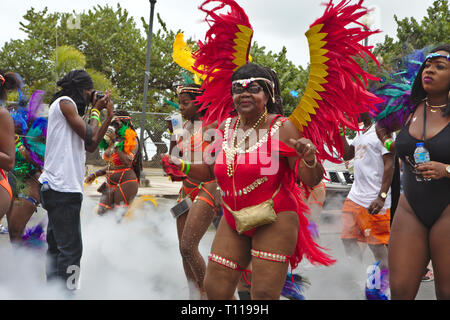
left=0, top=196, right=213, bottom=300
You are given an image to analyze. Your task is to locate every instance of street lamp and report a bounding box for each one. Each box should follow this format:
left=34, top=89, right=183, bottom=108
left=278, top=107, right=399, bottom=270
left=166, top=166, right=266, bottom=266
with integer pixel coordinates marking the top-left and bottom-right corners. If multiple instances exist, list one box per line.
left=140, top=0, right=157, bottom=184
left=361, top=13, right=374, bottom=47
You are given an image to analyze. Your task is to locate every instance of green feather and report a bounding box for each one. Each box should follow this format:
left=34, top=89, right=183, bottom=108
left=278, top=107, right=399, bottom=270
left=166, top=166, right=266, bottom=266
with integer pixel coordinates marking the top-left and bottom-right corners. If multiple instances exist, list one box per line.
left=164, top=99, right=179, bottom=110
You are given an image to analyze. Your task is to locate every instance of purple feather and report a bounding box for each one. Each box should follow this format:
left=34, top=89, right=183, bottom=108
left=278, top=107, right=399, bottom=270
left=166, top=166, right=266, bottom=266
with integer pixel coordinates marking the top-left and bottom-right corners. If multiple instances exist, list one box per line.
left=22, top=223, right=46, bottom=249
left=26, top=90, right=46, bottom=124
left=371, top=83, right=415, bottom=132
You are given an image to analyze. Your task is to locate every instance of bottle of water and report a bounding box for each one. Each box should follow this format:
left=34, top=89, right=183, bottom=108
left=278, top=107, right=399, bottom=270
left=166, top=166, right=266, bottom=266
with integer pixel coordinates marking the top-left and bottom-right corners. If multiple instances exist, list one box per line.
left=413, top=142, right=430, bottom=181
left=170, top=112, right=184, bottom=136
left=41, top=181, right=50, bottom=191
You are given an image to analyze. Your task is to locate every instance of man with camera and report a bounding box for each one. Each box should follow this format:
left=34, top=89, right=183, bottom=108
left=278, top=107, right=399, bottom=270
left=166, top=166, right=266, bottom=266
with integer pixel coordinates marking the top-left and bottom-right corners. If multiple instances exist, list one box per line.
left=39, top=69, right=114, bottom=293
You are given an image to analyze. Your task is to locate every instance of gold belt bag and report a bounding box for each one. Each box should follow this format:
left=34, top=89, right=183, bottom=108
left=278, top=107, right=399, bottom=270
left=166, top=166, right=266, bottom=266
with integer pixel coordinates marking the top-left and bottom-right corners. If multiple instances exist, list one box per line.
left=222, top=185, right=281, bottom=234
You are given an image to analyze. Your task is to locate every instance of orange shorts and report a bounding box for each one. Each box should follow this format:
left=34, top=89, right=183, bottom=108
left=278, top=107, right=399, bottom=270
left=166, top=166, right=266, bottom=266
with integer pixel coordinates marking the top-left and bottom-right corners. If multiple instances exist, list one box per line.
left=340, top=198, right=390, bottom=245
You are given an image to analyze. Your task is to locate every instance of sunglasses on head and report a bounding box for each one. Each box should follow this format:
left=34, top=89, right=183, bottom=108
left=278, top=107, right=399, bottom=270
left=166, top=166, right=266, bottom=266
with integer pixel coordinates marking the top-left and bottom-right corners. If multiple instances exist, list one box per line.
left=231, top=82, right=264, bottom=94
left=425, top=53, right=450, bottom=62
left=231, top=77, right=275, bottom=99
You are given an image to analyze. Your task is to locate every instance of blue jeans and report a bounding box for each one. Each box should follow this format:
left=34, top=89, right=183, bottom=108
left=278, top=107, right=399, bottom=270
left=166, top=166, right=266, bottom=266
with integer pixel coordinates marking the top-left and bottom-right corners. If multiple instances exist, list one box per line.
left=41, top=187, right=83, bottom=290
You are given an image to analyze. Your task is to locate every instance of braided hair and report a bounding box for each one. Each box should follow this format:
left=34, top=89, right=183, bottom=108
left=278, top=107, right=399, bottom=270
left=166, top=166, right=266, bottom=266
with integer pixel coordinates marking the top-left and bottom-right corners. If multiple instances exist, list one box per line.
left=50, top=69, right=94, bottom=116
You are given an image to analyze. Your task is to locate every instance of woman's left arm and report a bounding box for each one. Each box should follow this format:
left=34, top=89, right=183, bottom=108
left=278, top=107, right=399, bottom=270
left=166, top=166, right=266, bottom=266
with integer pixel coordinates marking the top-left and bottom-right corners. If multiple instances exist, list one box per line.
left=279, top=120, right=324, bottom=187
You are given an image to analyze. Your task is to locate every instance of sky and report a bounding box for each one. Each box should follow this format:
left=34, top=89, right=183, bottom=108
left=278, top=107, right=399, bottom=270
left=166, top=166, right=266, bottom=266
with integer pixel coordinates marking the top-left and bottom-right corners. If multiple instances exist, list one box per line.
left=1, top=0, right=436, bottom=68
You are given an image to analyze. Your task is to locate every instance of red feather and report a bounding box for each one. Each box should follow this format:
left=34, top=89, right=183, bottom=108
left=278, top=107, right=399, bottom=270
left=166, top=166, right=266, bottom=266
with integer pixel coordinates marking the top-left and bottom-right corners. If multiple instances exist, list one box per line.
left=193, top=0, right=253, bottom=127
left=290, top=0, right=384, bottom=163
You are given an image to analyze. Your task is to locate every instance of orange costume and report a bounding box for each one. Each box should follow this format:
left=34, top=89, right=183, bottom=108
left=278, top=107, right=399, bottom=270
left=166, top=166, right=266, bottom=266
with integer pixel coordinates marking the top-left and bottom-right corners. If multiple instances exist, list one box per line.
left=0, top=169, right=12, bottom=201
left=177, top=125, right=215, bottom=208
left=101, top=151, right=138, bottom=209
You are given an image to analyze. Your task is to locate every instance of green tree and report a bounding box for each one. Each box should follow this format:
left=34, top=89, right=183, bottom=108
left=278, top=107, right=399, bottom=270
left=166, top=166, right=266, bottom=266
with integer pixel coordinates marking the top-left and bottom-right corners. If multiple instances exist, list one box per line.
left=373, top=0, right=449, bottom=74
left=0, top=4, right=312, bottom=161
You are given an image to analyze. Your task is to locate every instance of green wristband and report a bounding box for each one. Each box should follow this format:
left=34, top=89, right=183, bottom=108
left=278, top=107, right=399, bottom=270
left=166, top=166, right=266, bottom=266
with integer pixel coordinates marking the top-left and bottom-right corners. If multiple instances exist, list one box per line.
left=384, top=139, right=393, bottom=151
left=90, top=115, right=101, bottom=125
left=184, top=161, right=191, bottom=175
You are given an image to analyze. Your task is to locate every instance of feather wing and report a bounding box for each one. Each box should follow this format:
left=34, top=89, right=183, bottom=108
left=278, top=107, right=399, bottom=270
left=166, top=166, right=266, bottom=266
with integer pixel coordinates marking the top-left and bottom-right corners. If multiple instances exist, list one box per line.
left=370, top=48, right=428, bottom=131
left=26, top=90, right=46, bottom=123
left=172, top=33, right=205, bottom=85
left=193, top=0, right=253, bottom=126
left=289, top=0, right=383, bottom=162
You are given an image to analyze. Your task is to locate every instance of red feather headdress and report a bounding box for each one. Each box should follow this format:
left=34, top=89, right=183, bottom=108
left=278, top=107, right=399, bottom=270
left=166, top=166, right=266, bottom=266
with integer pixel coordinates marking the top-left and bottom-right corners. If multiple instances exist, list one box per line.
left=193, top=0, right=253, bottom=126
left=289, top=0, right=383, bottom=162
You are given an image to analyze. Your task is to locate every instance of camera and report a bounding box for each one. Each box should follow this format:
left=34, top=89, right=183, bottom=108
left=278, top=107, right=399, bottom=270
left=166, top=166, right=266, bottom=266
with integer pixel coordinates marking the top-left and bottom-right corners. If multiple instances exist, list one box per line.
left=90, top=90, right=105, bottom=104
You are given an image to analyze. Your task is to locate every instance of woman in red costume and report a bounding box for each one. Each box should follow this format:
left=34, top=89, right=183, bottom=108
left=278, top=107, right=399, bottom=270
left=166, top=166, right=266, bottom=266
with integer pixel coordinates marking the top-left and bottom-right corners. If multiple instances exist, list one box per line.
left=0, top=71, right=21, bottom=225
left=85, top=110, right=141, bottom=214
left=168, top=63, right=335, bottom=299
left=163, top=83, right=218, bottom=299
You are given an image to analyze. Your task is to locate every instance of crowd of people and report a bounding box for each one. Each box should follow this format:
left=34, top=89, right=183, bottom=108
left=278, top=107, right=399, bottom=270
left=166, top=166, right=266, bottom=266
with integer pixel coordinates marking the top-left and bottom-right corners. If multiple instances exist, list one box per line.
left=0, top=0, right=448, bottom=301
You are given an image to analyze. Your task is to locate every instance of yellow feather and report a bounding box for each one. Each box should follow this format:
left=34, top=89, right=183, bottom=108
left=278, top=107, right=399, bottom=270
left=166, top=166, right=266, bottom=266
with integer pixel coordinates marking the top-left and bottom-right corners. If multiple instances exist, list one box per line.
left=172, top=33, right=206, bottom=82
left=289, top=24, right=330, bottom=129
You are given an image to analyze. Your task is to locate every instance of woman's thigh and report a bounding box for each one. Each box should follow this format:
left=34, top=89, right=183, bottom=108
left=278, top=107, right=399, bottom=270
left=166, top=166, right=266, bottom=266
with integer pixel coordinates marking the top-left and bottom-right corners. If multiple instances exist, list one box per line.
left=429, top=204, right=450, bottom=299
left=389, top=194, right=429, bottom=298
left=205, top=217, right=252, bottom=294
left=0, top=188, right=12, bottom=219
left=250, top=211, right=299, bottom=299
left=181, top=189, right=216, bottom=248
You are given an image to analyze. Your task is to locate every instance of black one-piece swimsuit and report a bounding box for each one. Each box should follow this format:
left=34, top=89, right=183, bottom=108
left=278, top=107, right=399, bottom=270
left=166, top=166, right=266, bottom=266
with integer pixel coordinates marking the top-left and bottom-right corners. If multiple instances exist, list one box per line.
left=395, top=107, right=450, bottom=228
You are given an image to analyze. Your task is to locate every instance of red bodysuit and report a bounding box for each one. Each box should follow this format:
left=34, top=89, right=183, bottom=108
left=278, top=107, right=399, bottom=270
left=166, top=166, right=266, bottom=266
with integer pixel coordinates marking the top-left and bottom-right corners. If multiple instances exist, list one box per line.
left=213, top=115, right=334, bottom=269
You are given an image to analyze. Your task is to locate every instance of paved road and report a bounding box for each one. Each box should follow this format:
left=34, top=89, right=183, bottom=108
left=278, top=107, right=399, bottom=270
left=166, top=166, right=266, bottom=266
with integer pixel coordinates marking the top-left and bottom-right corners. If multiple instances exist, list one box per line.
left=0, top=195, right=435, bottom=300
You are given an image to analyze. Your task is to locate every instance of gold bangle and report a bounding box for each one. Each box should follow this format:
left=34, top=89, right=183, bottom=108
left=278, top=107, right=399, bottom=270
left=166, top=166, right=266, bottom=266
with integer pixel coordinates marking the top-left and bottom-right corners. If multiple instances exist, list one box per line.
left=180, top=159, right=185, bottom=172
left=302, top=156, right=317, bottom=169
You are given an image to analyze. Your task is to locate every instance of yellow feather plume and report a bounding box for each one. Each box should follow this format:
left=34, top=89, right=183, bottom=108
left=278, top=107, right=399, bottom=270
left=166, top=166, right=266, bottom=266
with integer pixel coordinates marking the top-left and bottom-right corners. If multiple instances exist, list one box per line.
left=172, top=33, right=205, bottom=84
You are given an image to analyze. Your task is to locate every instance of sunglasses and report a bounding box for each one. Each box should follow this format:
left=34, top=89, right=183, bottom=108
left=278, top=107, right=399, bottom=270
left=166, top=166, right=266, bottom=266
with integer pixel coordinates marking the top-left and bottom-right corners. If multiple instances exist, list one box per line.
left=231, top=83, right=264, bottom=95
left=404, top=155, right=424, bottom=178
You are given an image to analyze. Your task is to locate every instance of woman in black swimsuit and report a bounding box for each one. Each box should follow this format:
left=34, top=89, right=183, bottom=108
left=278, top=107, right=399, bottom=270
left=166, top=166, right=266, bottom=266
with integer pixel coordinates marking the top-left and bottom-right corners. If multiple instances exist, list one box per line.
left=377, top=44, right=450, bottom=299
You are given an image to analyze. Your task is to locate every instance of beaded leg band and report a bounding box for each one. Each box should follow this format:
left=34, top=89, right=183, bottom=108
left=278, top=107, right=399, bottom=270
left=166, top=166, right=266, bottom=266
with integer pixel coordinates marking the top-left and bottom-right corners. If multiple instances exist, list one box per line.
left=208, top=253, right=252, bottom=285
left=251, top=249, right=290, bottom=264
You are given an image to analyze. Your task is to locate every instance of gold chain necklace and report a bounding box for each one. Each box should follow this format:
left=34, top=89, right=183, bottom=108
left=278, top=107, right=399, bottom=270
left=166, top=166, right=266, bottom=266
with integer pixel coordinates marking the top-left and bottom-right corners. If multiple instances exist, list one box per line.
left=425, top=99, right=447, bottom=113
left=225, top=109, right=268, bottom=177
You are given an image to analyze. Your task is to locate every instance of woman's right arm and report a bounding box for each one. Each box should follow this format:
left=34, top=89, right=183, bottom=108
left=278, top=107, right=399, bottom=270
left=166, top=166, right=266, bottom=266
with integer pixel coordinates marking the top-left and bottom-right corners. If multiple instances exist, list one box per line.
left=0, top=109, right=15, bottom=171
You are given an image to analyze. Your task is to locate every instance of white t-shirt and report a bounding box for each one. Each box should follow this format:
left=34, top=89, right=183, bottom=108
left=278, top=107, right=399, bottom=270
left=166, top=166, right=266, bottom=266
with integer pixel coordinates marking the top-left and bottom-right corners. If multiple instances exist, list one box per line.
left=39, top=96, right=86, bottom=193
left=347, top=125, right=393, bottom=210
